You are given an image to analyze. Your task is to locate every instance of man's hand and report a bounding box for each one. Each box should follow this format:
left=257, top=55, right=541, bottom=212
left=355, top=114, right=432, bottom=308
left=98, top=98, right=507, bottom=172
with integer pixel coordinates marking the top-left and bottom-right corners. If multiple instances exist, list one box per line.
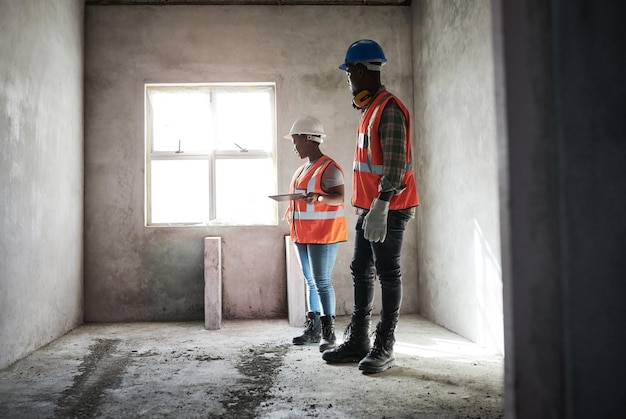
left=363, top=198, right=390, bottom=242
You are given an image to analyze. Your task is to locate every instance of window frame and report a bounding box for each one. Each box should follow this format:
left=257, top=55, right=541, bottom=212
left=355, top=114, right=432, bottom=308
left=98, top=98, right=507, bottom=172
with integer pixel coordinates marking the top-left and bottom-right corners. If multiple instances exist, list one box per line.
left=144, top=82, right=278, bottom=227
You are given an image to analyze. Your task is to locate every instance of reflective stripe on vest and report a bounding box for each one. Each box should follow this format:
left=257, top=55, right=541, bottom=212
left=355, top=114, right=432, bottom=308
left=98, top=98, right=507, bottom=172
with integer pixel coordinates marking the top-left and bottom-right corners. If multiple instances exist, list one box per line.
left=291, top=207, right=346, bottom=220
left=353, top=161, right=413, bottom=175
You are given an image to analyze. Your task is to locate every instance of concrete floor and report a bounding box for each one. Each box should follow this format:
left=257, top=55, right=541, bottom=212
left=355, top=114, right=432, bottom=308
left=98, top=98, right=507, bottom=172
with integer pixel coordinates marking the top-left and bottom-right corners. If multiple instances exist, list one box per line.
left=0, top=315, right=503, bottom=418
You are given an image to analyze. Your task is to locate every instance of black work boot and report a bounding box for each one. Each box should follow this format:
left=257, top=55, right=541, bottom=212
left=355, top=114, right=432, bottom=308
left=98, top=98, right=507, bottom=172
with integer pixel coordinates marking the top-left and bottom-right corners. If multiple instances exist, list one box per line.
left=292, top=312, right=321, bottom=345
left=358, top=321, right=397, bottom=373
left=321, top=317, right=371, bottom=363
left=319, top=315, right=336, bottom=352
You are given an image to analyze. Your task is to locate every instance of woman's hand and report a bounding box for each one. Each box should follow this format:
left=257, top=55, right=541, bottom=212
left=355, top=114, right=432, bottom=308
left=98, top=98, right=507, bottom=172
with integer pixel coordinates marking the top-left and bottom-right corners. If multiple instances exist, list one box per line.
left=302, top=185, right=345, bottom=206
left=303, top=192, right=321, bottom=204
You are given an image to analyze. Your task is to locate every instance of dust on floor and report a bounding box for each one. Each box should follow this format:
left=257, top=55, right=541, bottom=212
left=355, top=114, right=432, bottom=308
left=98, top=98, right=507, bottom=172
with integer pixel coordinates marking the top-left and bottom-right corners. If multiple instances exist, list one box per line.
left=0, top=315, right=504, bottom=418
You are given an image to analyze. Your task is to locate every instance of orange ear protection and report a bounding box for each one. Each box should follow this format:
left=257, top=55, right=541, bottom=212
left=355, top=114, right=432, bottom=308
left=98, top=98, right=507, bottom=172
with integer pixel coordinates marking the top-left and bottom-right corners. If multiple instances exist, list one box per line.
left=352, top=90, right=373, bottom=109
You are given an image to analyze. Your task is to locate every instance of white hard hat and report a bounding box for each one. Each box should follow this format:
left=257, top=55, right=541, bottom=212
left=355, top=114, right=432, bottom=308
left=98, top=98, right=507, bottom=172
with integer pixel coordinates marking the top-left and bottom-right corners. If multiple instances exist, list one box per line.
left=284, top=115, right=326, bottom=143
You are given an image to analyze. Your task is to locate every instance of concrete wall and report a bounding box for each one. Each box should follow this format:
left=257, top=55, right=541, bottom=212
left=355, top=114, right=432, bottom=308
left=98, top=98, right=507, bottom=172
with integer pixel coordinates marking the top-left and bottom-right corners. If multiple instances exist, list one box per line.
left=83, top=5, right=418, bottom=322
left=0, top=0, right=84, bottom=369
left=411, top=0, right=503, bottom=353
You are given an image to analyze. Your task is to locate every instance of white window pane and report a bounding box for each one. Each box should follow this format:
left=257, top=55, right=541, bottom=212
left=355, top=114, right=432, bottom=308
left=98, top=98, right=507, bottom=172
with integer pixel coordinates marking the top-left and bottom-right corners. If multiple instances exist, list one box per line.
left=214, top=89, right=274, bottom=152
left=149, top=89, right=211, bottom=153
left=146, top=83, right=277, bottom=226
left=151, top=160, right=209, bottom=224
left=214, top=158, right=276, bottom=225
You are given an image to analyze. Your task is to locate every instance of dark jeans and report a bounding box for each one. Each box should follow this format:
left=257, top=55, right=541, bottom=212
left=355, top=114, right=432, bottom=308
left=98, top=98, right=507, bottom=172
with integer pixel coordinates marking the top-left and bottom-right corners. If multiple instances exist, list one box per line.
left=350, top=210, right=411, bottom=325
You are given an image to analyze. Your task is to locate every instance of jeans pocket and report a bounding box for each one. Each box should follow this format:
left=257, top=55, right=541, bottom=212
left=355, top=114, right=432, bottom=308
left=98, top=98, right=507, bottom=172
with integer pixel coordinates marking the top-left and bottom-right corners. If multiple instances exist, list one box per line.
left=387, top=211, right=410, bottom=232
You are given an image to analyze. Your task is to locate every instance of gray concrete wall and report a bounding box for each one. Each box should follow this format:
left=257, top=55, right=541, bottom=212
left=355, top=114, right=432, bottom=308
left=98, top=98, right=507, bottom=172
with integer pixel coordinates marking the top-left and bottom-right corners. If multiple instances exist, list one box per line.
left=412, top=1, right=504, bottom=353
left=0, top=0, right=84, bottom=369
left=84, top=5, right=417, bottom=322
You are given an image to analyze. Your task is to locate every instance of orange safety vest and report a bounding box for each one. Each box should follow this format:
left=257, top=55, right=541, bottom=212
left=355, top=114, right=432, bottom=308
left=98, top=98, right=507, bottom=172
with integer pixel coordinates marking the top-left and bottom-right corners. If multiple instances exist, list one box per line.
left=352, top=92, right=419, bottom=210
left=288, top=156, right=348, bottom=244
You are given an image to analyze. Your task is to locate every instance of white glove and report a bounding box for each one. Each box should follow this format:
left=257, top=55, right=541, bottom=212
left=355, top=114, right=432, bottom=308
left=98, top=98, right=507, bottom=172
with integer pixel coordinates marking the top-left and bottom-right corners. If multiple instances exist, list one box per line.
left=363, top=198, right=390, bottom=243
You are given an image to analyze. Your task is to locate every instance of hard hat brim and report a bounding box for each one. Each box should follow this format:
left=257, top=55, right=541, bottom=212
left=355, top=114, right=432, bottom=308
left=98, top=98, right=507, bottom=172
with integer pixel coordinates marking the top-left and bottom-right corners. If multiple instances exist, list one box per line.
left=338, top=61, right=386, bottom=71
left=284, top=133, right=326, bottom=140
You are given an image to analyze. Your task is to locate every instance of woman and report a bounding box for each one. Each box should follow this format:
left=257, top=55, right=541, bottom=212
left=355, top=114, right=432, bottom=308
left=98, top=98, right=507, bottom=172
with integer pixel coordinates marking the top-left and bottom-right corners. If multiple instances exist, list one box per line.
left=285, top=116, right=347, bottom=352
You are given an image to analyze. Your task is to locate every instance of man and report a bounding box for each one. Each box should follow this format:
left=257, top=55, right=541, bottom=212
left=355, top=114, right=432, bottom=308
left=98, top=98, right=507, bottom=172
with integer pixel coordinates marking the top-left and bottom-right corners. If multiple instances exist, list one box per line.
left=322, top=39, right=419, bottom=373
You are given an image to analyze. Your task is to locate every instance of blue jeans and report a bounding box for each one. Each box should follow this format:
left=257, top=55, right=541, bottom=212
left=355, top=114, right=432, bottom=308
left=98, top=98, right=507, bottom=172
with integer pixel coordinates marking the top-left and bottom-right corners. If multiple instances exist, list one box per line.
left=351, top=210, right=411, bottom=324
left=294, top=242, right=339, bottom=316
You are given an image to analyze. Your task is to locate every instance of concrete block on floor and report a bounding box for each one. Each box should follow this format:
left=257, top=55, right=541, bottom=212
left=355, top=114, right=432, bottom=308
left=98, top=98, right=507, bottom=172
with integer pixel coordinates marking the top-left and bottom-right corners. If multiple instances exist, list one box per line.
left=285, top=236, right=306, bottom=327
left=204, top=237, right=222, bottom=330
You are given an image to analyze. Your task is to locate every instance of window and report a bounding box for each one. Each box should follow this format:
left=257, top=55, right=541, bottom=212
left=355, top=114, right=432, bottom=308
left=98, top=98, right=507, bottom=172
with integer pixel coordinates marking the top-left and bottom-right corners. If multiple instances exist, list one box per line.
left=145, top=83, right=277, bottom=226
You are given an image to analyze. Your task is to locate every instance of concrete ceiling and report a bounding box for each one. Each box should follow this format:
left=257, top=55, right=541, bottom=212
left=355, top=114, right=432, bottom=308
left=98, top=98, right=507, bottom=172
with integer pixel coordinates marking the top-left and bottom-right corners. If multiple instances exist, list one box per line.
left=85, top=1, right=411, bottom=5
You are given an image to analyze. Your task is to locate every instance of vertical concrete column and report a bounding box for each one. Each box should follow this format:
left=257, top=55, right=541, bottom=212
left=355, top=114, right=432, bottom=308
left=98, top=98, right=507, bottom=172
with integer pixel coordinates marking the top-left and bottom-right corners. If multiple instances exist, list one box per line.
left=285, top=236, right=306, bottom=327
left=204, top=237, right=222, bottom=330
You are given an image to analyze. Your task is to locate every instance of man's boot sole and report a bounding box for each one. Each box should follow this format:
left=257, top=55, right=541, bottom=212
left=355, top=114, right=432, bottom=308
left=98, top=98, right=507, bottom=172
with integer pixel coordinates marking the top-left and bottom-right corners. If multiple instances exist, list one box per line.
left=322, top=351, right=368, bottom=364
left=293, top=339, right=321, bottom=345
left=323, top=356, right=363, bottom=364
left=358, top=358, right=396, bottom=373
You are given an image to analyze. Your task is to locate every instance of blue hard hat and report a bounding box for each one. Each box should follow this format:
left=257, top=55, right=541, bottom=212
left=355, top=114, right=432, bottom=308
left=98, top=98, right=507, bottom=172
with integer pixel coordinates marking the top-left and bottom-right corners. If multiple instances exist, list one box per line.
left=339, top=39, right=387, bottom=71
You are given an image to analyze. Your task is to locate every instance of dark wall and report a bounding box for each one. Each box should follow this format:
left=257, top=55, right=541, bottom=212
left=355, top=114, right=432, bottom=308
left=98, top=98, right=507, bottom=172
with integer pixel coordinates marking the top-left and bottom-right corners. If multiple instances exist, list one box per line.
left=498, top=0, right=626, bottom=417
